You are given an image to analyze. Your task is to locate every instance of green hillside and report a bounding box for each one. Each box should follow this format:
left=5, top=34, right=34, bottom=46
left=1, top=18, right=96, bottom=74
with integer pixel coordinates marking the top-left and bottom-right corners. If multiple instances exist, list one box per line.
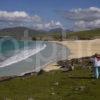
left=0, top=27, right=62, bottom=40
left=67, top=29, right=100, bottom=40
left=0, top=27, right=100, bottom=40
left=0, top=67, right=100, bottom=100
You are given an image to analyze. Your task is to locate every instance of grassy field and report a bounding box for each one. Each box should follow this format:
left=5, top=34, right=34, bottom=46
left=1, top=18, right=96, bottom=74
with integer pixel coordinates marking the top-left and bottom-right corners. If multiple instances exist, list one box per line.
left=0, top=67, right=100, bottom=100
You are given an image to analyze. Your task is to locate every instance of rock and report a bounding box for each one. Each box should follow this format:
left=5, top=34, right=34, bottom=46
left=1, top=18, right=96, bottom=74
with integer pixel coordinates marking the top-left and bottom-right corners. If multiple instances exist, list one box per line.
left=57, top=56, right=93, bottom=71
left=53, top=82, right=59, bottom=86
left=74, top=86, right=86, bottom=92
left=51, top=92, right=55, bottom=95
left=0, top=76, right=15, bottom=82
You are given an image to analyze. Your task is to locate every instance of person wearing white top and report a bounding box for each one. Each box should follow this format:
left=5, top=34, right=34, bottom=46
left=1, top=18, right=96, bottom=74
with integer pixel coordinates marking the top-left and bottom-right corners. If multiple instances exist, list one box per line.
left=91, top=54, right=100, bottom=79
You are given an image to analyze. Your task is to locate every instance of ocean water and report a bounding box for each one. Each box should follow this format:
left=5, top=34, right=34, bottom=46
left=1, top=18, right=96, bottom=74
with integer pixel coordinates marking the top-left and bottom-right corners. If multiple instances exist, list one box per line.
left=0, top=38, right=70, bottom=76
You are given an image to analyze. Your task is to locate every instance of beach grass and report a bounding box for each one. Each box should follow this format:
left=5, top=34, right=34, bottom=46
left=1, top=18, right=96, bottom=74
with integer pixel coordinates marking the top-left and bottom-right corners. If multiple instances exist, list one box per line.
left=0, top=67, right=100, bottom=100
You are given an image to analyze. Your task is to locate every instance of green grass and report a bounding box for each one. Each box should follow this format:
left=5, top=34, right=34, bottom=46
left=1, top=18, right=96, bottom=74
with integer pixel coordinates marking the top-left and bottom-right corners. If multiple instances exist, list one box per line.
left=67, top=28, right=100, bottom=40
left=0, top=67, right=100, bottom=100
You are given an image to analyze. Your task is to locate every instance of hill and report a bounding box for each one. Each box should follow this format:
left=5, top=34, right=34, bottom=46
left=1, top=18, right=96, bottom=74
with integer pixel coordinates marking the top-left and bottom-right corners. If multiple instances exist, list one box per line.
left=0, top=27, right=100, bottom=40
left=67, top=28, right=100, bottom=40
left=0, top=27, right=47, bottom=39
left=0, top=27, right=65, bottom=40
left=0, top=67, right=99, bottom=100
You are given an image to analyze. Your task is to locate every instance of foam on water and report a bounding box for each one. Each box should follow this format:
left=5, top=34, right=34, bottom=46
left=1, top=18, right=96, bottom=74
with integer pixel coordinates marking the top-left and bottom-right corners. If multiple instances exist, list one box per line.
left=0, top=44, right=47, bottom=68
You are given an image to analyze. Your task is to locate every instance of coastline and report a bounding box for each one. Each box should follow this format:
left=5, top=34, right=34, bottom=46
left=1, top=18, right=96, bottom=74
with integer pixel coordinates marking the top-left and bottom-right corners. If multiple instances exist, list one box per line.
left=0, top=40, right=69, bottom=77
left=43, top=39, right=100, bottom=72
left=0, top=39, right=100, bottom=80
left=0, top=39, right=100, bottom=77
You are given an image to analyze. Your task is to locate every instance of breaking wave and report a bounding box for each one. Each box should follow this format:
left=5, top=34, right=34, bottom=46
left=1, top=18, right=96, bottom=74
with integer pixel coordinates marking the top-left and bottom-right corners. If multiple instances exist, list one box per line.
left=0, top=44, right=47, bottom=68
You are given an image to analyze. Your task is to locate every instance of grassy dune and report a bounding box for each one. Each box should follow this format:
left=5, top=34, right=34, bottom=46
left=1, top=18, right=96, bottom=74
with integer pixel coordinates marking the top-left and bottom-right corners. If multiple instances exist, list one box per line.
left=0, top=67, right=99, bottom=100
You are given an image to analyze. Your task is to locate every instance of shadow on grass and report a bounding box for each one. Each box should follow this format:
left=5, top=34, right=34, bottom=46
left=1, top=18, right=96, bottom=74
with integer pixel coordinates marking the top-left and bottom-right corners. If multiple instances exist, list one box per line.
left=69, top=76, right=94, bottom=80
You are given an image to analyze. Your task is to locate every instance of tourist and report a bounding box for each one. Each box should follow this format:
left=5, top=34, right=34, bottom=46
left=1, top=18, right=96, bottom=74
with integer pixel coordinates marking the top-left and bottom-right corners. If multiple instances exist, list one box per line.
left=91, top=54, right=100, bottom=79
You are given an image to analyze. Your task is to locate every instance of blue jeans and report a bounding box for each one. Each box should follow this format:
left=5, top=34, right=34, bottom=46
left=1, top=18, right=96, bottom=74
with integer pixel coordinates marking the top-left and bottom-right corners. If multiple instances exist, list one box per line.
left=94, top=67, right=100, bottom=79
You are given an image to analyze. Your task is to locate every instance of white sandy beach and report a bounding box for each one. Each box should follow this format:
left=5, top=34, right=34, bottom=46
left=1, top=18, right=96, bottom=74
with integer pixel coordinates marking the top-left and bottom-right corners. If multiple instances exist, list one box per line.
left=43, top=39, right=100, bottom=72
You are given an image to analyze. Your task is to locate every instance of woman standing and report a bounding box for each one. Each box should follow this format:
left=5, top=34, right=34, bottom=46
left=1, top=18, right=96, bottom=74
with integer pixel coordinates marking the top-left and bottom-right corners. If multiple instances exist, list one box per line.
left=91, top=54, right=100, bottom=79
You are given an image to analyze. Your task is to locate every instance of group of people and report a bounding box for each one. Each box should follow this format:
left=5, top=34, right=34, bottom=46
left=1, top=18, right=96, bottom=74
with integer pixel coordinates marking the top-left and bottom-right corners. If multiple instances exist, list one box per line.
left=91, top=53, right=100, bottom=79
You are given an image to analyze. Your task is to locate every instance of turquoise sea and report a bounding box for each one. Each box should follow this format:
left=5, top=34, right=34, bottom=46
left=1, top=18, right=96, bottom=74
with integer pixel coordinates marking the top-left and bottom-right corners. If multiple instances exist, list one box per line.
left=0, top=37, right=70, bottom=76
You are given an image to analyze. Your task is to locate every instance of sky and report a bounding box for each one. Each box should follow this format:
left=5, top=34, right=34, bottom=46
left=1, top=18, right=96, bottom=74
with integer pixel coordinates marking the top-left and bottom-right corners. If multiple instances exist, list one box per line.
left=0, top=0, right=100, bottom=30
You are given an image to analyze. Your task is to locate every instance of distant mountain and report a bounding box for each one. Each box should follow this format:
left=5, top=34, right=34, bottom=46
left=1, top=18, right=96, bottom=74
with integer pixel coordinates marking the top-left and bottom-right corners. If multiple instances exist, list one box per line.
left=49, top=28, right=63, bottom=33
left=65, top=29, right=73, bottom=33
left=0, top=27, right=47, bottom=39
left=1, top=27, right=99, bottom=40
left=0, top=27, right=70, bottom=39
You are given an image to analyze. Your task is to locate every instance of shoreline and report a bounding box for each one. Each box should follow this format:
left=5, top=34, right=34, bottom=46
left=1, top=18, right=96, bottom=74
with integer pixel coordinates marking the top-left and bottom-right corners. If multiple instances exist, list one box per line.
left=43, top=39, right=100, bottom=72
left=0, top=39, right=100, bottom=77
left=0, top=39, right=99, bottom=81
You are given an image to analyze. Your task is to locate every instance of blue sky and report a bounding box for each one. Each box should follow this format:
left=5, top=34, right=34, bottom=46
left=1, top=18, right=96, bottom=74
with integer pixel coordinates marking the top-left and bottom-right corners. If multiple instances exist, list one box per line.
left=0, top=0, right=100, bottom=30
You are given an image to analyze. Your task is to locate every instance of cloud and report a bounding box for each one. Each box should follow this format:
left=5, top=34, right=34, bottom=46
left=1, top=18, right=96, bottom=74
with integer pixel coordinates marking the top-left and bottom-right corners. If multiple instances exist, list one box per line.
left=0, top=11, right=63, bottom=30
left=74, top=20, right=100, bottom=30
left=0, top=11, right=41, bottom=22
left=63, top=7, right=100, bottom=30
left=64, top=7, right=100, bottom=21
left=34, top=21, right=63, bottom=30
left=34, top=20, right=63, bottom=30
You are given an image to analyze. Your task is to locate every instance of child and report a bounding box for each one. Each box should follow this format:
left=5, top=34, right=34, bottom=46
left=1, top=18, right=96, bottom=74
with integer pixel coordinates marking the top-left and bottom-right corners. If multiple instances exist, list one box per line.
left=91, top=54, right=100, bottom=79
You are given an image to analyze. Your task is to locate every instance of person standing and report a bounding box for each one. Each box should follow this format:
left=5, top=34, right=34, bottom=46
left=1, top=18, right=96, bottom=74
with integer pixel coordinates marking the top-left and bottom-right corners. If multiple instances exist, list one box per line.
left=91, top=54, right=100, bottom=79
